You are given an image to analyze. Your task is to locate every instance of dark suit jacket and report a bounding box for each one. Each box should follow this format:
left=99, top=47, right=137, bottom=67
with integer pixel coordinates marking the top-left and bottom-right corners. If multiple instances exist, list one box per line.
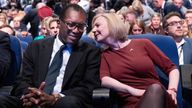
left=183, top=38, right=192, bottom=64
left=21, top=8, right=40, bottom=38
left=11, top=36, right=101, bottom=107
left=0, top=31, right=11, bottom=85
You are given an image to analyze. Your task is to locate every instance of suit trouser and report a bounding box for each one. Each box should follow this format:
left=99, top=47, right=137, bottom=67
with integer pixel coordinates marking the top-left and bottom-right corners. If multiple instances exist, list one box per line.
left=0, top=95, right=85, bottom=108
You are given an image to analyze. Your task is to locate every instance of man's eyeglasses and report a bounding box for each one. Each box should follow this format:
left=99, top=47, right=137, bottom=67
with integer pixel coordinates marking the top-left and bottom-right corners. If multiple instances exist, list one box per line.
left=61, top=20, right=87, bottom=32
left=167, top=20, right=184, bottom=26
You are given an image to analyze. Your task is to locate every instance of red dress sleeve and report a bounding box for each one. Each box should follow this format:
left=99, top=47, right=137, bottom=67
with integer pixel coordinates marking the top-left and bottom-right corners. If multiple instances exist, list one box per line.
left=144, top=39, right=177, bottom=75
left=100, top=53, right=110, bottom=79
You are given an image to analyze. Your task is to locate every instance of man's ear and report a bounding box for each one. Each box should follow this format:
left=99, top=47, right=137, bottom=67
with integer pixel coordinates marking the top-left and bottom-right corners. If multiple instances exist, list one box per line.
left=164, top=27, right=169, bottom=35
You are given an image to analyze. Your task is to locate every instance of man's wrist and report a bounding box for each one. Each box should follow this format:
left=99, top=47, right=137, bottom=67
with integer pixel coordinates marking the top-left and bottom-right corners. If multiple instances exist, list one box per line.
left=51, top=94, right=62, bottom=105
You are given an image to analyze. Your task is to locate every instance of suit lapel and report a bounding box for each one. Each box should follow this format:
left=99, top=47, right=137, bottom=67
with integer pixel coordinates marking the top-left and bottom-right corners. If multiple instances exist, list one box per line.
left=38, top=37, right=55, bottom=80
left=183, top=39, right=192, bottom=64
left=62, top=43, right=84, bottom=87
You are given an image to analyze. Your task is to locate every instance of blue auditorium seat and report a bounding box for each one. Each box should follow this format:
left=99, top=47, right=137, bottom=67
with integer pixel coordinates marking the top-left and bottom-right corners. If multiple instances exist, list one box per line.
left=0, top=36, right=22, bottom=95
left=17, top=35, right=33, bottom=43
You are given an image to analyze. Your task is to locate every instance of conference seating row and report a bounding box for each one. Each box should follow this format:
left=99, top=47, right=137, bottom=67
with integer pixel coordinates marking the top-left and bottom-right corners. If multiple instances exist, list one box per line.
left=0, top=34, right=191, bottom=108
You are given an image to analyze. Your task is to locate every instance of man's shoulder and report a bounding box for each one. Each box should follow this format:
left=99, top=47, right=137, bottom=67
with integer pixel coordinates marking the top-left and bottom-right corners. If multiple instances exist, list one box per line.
left=0, top=31, right=10, bottom=38
left=184, top=38, right=192, bottom=44
left=78, top=40, right=100, bottom=51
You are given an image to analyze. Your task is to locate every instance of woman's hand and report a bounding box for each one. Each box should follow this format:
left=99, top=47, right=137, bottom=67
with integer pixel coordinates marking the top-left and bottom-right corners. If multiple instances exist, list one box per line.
left=167, top=89, right=177, bottom=105
left=130, top=88, right=145, bottom=96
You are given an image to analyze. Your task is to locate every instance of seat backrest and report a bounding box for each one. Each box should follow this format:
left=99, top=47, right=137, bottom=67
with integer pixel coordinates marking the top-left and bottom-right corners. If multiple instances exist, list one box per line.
left=20, top=41, right=28, bottom=52
left=3, top=36, right=22, bottom=86
left=129, top=34, right=183, bottom=108
left=17, top=35, right=33, bottom=43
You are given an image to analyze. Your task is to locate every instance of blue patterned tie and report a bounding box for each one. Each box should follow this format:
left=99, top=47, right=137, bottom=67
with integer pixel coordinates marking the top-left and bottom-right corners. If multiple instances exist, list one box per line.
left=44, top=45, right=65, bottom=94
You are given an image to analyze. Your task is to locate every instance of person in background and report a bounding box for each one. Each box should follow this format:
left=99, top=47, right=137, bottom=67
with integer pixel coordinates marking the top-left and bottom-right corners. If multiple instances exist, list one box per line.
left=185, top=9, right=192, bottom=38
left=0, top=12, right=8, bottom=27
left=129, top=19, right=145, bottom=35
left=172, top=0, right=187, bottom=16
left=162, top=12, right=192, bottom=65
left=0, top=4, right=100, bottom=108
left=182, top=19, right=190, bottom=37
left=131, top=0, right=156, bottom=26
left=34, top=16, right=54, bottom=40
left=48, top=18, right=60, bottom=36
left=92, top=12, right=179, bottom=108
left=145, top=13, right=165, bottom=35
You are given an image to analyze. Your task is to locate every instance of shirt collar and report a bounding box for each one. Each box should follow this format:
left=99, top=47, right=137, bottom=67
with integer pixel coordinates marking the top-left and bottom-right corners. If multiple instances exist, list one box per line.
left=177, top=38, right=186, bottom=48
left=162, top=1, right=165, bottom=9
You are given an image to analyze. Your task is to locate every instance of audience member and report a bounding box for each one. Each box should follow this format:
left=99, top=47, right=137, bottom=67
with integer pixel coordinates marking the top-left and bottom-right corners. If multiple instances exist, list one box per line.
left=185, top=9, right=192, bottom=37
left=34, top=16, right=53, bottom=40
left=163, top=12, right=192, bottom=65
left=0, top=13, right=8, bottom=26
left=172, top=0, right=187, bottom=15
left=152, top=0, right=183, bottom=17
left=145, top=13, right=165, bottom=35
left=48, top=18, right=60, bottom=36
left=92, top=12, right=179, bottom=108
left=131, top=0, right=156, bottom=25
left=182, top=19, right=190, bottom=37
left=129, top=19, right=145, bottom=35
left=0, top=4, right=101, bottom=108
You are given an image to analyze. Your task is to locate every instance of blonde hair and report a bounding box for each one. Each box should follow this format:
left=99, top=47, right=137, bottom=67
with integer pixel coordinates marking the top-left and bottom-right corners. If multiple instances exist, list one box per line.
left=92, top=13, right=128, bottom=42
left=132, top=0, right=144, bottom=15
left=0, top=13, right=8, bottom=25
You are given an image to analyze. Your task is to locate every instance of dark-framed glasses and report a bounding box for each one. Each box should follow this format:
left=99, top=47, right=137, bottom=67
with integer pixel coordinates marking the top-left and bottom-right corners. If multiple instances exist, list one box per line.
left=61, top=20, right=87, bottom=32
left=168, top=20, right=184, bottom=26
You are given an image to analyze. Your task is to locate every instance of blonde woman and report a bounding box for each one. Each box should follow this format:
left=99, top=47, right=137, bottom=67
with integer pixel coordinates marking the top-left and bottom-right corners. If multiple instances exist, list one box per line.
left=92, top=13, right=179, bottom=108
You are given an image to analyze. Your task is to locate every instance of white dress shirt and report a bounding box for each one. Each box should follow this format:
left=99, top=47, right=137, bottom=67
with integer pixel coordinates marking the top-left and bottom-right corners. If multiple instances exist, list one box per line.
left=49, top=36, right=72, bottom=95
left=177, top=39, right=186, bottom=65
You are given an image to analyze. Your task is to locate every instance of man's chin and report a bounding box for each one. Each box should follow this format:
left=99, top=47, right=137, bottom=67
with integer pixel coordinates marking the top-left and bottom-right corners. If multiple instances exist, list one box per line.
left=66, top=39, right=78, bottom=44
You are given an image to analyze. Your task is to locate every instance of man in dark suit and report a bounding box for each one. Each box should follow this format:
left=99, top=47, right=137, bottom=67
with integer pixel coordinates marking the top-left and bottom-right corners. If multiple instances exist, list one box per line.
left=152, top=0, right=183, bottom=17
left=0, top=4, right=101, bottom=108
left=163, top=12, right=192, bottom=65
left=0, top=31, right=11, bottom=85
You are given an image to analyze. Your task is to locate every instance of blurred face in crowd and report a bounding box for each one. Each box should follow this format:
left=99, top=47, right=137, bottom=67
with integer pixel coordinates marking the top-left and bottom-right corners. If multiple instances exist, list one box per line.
left=182, top=20, right=189, bottom=36
left=59, top=8, right=87, bottom=44
left=49, top=20, right=60, bottom=36
left=166, top=16, right=183, bottom=37
left=125, top=13, right=136, bottom=23
left=70, top=0, right=80, bottom=4
left=151, top=16, right=161, bottom=29
left=172, top=0, right=183, bottom=8
left=132, top=24, right=143, bottom=35
left=41, top=24, right=48, bottom=36
left=92, top=16, right=110, bottom=43
left=153, top=0, right=163, bottom=8
left=185, top=13, right=192, bottom=25
left=13, top=17, right=21, bottom=28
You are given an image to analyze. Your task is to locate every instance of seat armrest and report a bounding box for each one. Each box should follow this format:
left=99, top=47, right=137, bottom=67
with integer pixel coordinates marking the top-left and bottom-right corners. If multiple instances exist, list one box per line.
left=93, top=88, right=110, bottom=99
left=93, top=88, right=110, bottom=108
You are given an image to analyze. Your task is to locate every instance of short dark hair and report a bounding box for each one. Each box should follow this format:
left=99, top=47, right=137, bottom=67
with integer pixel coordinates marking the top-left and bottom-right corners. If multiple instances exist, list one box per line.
left=162, top=12, right=181, bottom=29
left=59, top=4, right=87, bottom=21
